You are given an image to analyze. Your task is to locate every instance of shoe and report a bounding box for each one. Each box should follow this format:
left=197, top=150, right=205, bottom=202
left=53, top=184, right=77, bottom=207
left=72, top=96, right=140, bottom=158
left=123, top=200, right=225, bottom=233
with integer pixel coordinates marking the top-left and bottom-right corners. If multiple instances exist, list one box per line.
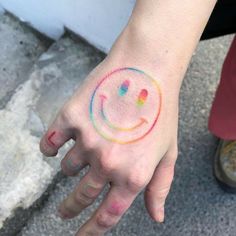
left=213, top=139, right=236, bottom=193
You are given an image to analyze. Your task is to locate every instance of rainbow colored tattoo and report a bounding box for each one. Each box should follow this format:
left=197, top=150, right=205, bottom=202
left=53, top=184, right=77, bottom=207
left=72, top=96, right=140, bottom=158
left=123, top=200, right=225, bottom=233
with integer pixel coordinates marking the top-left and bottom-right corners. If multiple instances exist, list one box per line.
left=137, top=89, right=148, bottom=107
left=89, top=67, right=162, bottom=144
left=119, top=80, right=130, bottom=96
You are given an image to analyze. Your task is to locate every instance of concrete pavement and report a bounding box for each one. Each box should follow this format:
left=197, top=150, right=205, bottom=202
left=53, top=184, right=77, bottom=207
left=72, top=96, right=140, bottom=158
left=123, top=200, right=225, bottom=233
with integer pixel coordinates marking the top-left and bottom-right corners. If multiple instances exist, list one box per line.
left=0, top=9, right=235, bottom=236
left=0, top=13, right=47, bottom=109
left=19, top=35, right=236, bottom=236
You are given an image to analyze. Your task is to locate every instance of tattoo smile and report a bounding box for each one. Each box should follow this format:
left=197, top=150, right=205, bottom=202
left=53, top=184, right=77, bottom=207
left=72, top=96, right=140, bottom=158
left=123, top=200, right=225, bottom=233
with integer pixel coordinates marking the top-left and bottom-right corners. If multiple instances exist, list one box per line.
left=99, top=94, right=148, bottom=132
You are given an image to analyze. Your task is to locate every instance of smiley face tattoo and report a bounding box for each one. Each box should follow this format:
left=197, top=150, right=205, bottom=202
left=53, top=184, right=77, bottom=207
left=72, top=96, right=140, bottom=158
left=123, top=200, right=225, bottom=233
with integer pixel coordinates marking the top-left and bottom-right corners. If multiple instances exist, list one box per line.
left=89, top=67, right=162, bottom=144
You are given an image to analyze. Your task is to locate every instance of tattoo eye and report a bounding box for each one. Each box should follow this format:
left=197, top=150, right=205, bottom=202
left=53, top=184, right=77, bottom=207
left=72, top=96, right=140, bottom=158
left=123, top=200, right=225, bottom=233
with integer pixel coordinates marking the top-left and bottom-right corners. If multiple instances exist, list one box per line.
left=137, top=89, right=148, bottom=106
left=119, top=80, right=130, bottom=96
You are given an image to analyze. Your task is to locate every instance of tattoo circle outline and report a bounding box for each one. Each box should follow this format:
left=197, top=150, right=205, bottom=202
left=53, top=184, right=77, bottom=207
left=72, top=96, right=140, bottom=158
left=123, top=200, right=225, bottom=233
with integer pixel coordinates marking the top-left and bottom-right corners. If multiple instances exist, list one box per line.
left=89, top=67, right=162, bottom=144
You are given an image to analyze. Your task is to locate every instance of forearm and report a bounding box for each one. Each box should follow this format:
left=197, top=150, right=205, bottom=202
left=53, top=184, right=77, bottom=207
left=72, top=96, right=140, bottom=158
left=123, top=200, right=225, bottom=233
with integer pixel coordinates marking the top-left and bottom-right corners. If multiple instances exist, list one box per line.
left=109, top=0, right=216, bottom=89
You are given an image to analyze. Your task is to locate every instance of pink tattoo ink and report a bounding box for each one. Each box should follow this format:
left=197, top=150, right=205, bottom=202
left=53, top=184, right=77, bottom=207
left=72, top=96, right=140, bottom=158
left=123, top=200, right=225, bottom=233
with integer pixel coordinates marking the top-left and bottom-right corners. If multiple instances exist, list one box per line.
left=108, top=202, right=125, bottom=216
left=48, top=131, right=56, bottom=146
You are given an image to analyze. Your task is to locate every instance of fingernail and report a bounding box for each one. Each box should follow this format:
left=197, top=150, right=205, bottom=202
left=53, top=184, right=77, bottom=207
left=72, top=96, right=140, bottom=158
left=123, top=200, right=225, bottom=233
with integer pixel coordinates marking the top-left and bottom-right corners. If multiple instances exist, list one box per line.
left=156, top=207, right=165, bottom=223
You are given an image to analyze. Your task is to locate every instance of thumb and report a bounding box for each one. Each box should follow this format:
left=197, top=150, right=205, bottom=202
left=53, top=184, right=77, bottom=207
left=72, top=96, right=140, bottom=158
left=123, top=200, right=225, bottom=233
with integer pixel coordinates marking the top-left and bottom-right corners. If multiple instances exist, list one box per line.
left=144, top=146, right=177, bottom=222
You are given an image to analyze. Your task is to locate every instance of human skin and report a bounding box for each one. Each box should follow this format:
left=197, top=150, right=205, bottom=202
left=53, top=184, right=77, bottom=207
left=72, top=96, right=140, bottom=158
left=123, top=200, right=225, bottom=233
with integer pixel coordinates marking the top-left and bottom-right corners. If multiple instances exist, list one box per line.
left=40, top=0, right=217, bottom=235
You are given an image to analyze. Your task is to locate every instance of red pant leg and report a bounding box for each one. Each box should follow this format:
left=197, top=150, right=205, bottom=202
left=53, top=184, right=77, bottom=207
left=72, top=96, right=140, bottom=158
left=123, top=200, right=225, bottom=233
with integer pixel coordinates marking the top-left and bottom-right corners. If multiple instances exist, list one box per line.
left=208, top=35, right=236, bottom=140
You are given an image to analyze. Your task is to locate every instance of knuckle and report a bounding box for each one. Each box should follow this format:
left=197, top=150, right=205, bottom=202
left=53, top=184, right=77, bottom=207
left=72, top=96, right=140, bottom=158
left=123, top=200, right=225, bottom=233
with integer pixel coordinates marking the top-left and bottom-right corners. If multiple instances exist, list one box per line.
left=60, top=105, right=77, bottom=125
left=161, top=158, right=176, bottom=171
left=99, top=158, right=116, bottom=175
left=107, top=201, right=127, bottom=216
left=83, top=184, right=101, bottom=198
left=126, top=173, right=148, bottom=192
left=156, top=186, right=170, bottom=198
left=96, top=213, right=116, bottom=229
left=147, top=185, right=170, bottom=200
left=75, top=191, right=94, bottom=206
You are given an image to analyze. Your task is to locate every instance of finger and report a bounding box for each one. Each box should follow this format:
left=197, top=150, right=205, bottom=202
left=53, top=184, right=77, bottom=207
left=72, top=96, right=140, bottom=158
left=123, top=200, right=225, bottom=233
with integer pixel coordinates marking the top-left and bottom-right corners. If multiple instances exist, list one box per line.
left=40, top=112, right=75, bottom=157
left=76, top=186, right=136, bottom=236
left=58, top=170, right=106, bottom=219
left=144, top=147, right=177, bottom=223
left=61, top=144, right=87, bottom=176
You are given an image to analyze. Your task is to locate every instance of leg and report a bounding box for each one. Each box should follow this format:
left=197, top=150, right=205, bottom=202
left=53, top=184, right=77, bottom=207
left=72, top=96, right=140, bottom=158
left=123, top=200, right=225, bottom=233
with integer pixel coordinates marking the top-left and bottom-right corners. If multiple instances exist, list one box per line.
left=209, top=36, right=236, bottom=192
left=208, top=36, right=236, bottom=140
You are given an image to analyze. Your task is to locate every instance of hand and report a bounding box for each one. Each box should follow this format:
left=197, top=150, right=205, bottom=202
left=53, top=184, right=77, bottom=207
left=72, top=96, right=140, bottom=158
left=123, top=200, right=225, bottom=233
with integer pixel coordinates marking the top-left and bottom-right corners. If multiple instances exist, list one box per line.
left=40, top=0, right=217, bottom=233
left=40, top=47, right=179, bottom=235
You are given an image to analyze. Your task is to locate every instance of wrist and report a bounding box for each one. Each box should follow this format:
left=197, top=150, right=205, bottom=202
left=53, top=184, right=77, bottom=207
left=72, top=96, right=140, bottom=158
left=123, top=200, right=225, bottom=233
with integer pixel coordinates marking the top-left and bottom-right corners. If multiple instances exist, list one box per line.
left=106, top=24, right=184, bottom=97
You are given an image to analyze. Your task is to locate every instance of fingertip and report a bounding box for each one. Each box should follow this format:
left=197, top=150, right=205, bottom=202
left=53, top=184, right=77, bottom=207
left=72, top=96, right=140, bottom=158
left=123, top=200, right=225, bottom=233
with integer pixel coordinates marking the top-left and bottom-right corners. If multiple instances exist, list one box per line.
left=40, top=129, right=72, bottom=157
left=57, top=206, right=70, bottom=220
left=147, top=204, right=165, bottom=223
left=155, top=207, right=165, bottom=223
left=40, top=135, right=58, bottom=157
